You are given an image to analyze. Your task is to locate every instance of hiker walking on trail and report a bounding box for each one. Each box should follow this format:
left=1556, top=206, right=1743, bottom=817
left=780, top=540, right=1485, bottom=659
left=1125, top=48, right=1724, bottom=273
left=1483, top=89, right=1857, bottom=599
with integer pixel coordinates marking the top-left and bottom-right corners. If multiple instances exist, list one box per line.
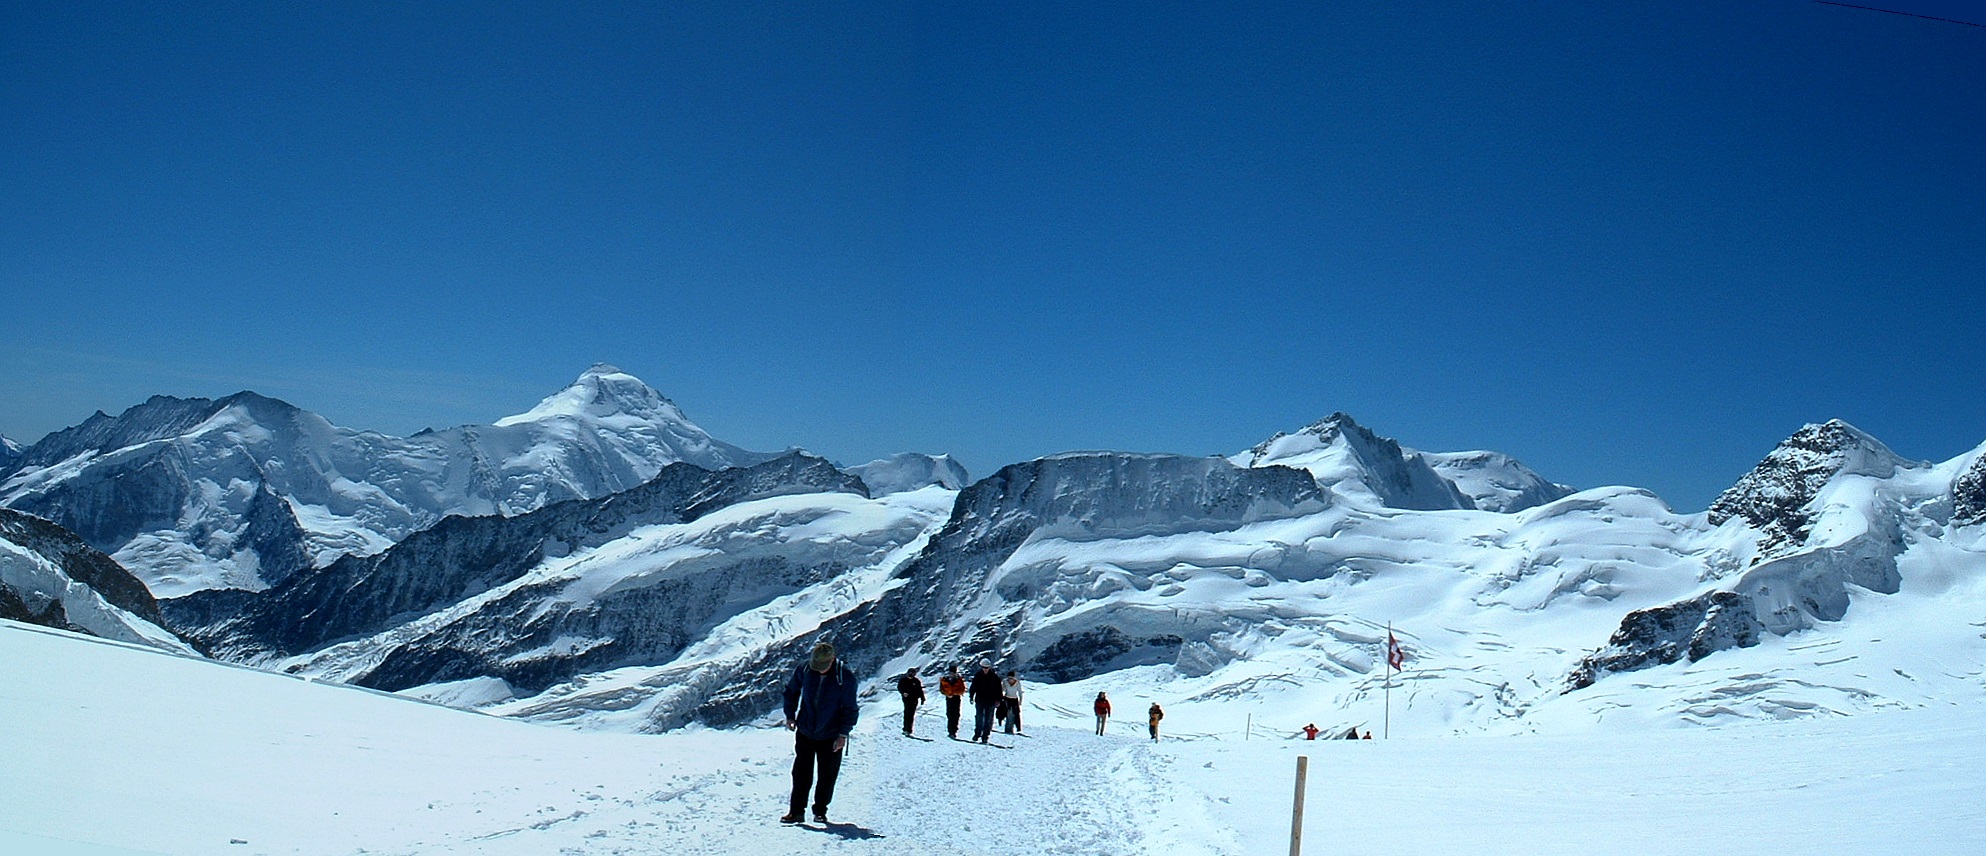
left=1147, top=703, right=1164, bottom=742
left=969, top=661, right=1003, bottom=743
left=1002, top=671, right=1025, bottom=734
left=1094, top=692, right=1112, bottom=735
left=781, top=642, right=859, bottom=825
left=938, top=666, right=967, bottom=739
left=896, top=667, right=925, bottom=736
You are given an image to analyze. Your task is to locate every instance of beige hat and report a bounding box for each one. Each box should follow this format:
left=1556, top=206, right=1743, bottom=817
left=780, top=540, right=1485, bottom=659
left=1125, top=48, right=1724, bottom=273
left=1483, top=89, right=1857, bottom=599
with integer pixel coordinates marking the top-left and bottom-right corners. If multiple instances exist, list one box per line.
left=810, top=642, right=836, bottom=672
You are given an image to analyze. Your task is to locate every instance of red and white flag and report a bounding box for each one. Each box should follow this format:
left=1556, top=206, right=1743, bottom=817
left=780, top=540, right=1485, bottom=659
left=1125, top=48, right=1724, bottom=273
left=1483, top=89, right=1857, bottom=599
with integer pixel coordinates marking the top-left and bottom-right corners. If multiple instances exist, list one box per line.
left=1386, top=631, right=1405, bottom=671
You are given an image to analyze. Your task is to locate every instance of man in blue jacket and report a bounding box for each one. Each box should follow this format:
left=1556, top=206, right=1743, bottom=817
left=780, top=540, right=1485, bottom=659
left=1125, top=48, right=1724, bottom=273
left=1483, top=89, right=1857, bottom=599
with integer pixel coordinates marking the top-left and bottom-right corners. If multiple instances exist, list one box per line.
left=781, top=641, right=860, bottom=824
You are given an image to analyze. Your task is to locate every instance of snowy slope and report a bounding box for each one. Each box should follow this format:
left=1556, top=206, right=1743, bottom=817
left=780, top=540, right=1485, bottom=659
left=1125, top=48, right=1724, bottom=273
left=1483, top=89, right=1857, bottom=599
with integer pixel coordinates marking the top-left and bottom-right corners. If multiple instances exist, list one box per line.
left=0, top=433, right=20, bottom=472
left=0, top=365, right=777, bottom=596
left=3, top=619, right=1982, bottom=856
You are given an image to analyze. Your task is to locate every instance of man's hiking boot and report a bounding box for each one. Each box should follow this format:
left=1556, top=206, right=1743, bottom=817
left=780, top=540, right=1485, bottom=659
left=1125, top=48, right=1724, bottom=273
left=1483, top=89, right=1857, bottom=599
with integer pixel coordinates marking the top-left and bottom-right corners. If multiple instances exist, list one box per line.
left=812, top=810, right=828, bottom=824
left=780, top=811, right=803, bottom=824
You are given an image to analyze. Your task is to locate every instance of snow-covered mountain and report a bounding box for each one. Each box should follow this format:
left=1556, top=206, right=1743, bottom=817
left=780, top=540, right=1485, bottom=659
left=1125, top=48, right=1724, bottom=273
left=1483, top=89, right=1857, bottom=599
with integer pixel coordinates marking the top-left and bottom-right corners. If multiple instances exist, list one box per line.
left=0, top=365, right=778, bottom=596
left=0, top=434, right=20, bottom=472
left=167, top=451, right=961, bottom=732
left=1230, top=412, right=1571, bottom=512
left=847, top=452, right=970, bottom=496
left=0, top=508, right=190, bottom=651
left=480, top=418, right=1986, bottom=735
left=16, top=367, right=1984, bottom=743
left=1569, top=420, right=1959, bottom=689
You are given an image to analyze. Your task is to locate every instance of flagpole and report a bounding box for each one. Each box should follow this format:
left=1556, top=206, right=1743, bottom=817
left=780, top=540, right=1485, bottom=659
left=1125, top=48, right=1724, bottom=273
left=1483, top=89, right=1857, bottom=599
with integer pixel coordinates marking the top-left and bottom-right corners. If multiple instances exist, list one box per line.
left=1383, top=622, right=1391, bottom=741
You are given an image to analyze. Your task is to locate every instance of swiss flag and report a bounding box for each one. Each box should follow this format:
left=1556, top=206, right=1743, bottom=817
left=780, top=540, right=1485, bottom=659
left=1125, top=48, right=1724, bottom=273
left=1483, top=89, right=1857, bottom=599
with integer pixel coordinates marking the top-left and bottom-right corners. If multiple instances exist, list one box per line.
left=1386, top=632, right=1405, bottom=671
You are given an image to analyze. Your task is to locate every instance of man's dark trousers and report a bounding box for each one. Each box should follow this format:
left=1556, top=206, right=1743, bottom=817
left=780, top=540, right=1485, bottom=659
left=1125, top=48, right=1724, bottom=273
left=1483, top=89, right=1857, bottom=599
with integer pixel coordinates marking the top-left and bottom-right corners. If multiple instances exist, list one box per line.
left=945, top=696, right=962, bottom=739
left=789, top=732, right=843, bottom=816
left=973, top=701, right=997, bottom=742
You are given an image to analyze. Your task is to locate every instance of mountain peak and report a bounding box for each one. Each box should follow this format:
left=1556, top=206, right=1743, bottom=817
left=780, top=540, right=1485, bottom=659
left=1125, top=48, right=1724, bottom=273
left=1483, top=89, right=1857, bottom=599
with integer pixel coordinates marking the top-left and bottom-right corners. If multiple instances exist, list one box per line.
left=495, top=366, right=683, bottom=428
left=1233, top=413, right=1471, bottom=511
left=1708, top=419, right=1918, bottom=548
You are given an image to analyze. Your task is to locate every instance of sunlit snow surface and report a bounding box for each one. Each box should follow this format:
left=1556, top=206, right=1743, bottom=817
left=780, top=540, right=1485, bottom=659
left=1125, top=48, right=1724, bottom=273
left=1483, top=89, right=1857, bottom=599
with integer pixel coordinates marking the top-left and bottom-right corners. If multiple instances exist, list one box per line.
left=4, top=619, right=1984, bottom=856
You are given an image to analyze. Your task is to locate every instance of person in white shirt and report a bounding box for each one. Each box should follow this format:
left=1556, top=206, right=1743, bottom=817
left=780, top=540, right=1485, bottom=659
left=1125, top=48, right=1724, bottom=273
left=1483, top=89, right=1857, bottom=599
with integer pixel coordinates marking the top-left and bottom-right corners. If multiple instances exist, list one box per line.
left=1001, top=671, right=1024, bottom=734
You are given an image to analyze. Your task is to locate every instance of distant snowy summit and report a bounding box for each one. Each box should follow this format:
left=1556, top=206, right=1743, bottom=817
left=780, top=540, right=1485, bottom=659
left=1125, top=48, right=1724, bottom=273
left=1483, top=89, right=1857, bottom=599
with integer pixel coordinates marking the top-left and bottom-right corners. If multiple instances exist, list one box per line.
left=847, top=452, right=970, bottom=496
left=0, top=366, right=782, bottom=596
left=1231, top=412, right=1573, bottom=512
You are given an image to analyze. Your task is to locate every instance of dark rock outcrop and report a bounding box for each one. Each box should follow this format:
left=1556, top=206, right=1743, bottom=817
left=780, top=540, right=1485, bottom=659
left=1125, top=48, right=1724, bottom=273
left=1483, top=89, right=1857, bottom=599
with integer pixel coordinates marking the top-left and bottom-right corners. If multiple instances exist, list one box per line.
left=1567, top=591, right=1763, bottom=690
left=1953, top=453, right=1986, bottom=527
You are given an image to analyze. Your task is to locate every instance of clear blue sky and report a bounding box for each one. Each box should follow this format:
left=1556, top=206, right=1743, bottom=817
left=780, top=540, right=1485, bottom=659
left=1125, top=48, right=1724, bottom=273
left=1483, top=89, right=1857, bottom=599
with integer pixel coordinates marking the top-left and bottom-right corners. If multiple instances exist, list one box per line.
left=3, top=2, right=1982, bottom=511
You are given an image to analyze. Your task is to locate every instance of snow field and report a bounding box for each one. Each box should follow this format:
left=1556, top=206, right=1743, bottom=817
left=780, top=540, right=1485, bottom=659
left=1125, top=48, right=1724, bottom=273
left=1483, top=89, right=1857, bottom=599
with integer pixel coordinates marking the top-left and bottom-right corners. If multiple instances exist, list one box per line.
left=5, top=619, right=1985, bottom=855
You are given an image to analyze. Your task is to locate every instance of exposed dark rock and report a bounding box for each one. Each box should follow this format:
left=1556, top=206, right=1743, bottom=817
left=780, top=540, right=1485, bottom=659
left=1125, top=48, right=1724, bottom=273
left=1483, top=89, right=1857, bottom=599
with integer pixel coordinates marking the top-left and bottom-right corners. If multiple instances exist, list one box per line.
left=1032, top=626, right=1139, bottom=683
left=1029, top=626, right=1186, bottom=683
left=1954, top=453, right=1986, bottom=527
left=1567, top=591, right=1763, bottom=690
left=0, top=580, right=72, bottom=629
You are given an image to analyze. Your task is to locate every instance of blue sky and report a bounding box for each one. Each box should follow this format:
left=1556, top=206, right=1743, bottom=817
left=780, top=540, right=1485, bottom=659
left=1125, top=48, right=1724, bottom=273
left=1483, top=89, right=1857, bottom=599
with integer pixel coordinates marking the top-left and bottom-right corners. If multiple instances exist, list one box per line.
left=3, top=2, right=1982, bottom=511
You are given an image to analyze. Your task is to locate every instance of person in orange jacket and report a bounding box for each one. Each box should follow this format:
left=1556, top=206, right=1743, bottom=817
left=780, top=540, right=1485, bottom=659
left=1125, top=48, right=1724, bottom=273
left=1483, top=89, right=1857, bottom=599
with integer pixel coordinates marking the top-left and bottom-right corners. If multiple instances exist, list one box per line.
left=1147, top=703, right=1164, bottom=742
left=1302, top=723, right=1320, bottom=740
left=937, top=665, right=968, bottom=740
left=1093, top=692, right=1112, bottom=735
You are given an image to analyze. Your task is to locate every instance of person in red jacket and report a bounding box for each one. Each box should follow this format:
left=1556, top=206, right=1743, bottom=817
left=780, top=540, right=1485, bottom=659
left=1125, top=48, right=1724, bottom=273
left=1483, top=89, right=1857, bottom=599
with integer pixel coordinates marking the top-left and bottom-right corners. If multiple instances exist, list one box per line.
left=938, top=666, right=967, bottom=740
left=1093, top=692, right=1112, bottom=735
left=1302, top=723, right=1320, bottom=740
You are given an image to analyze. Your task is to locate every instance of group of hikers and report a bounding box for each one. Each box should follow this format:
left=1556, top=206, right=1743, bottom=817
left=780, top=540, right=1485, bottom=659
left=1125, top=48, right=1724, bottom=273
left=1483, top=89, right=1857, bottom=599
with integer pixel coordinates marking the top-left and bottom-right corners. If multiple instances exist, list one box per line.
left=893, top=661, right=1167, bottom=744
left=1300, top=722, right=1373, bottom=740
left=778, top=641, right=1169, bottom=824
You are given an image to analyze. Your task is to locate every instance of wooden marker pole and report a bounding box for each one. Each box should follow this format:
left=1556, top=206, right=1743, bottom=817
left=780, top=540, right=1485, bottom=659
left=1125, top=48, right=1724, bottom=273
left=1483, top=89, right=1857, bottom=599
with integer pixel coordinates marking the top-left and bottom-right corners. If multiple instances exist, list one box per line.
left=1289, top=755, right=1309, bottom=856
